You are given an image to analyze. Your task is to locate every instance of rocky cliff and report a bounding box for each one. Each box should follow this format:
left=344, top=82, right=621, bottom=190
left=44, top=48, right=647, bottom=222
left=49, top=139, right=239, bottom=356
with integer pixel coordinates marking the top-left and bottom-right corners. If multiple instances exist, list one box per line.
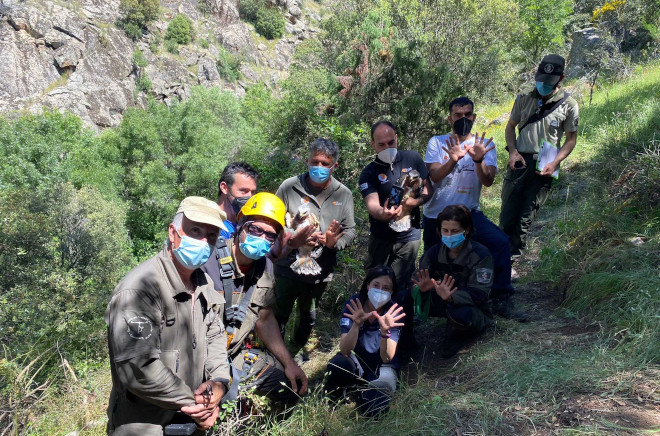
left=0, top=0, right=319, bottom=128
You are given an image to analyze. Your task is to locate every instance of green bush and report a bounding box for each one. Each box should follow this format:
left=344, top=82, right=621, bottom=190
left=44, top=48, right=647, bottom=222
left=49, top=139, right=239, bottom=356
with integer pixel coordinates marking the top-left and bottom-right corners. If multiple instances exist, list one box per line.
left=239, top=0, right=262, bottom=22
left=164, top=38, right=179, bottom=54
left=119, top=0, right=160, bottom=39
left=132, top=49, right=148, bottom=68
left=165, top=14, right=194, bottom=45
left=216, top=47, right=241, bottom=82
left=136, top=74, right=152, bottom=92
left=255, top=7, right=285, bottom=40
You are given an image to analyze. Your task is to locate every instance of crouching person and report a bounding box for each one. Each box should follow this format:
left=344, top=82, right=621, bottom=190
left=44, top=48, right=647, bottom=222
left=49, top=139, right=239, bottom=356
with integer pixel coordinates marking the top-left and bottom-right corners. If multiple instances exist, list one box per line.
left=324, top=266, right=405, bottom=417
left=412, top=205, right=494, bottom=358
left=106, top=197, right=229, bottom=435
left=201, top=192, right=308, bottom=407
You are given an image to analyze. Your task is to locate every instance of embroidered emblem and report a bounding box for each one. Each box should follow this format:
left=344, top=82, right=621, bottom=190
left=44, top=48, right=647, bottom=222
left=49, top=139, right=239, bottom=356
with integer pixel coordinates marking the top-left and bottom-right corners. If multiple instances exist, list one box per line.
left=359, top=182, right=369, bottom=191
left=476, top=268, right=493, bottom=284
left=377, top=174, right=388, bottom=183
left=127, top=315, right=153, bottom=340
left=340, top=318, right=351, bottom=327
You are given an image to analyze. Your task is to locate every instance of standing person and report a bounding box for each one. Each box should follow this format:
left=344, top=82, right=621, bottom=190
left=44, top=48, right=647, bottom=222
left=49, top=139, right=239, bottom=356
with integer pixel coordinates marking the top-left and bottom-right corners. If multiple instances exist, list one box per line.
left=273, top=138, right=356, bottom=357
left=424, top=97, right=526, bottom=321
left=201, top=193, right=308, bottom=406
left=412, top=205, right=494, bottom=358
left=216, top=162, right=259, bottom=239
left=500, top=54, right=579, bottom=258
left=324, top=266, right=406, bottom=417
left=106, top=197, right=229, bottom=435
left=358, top=121, right=430, bottom=349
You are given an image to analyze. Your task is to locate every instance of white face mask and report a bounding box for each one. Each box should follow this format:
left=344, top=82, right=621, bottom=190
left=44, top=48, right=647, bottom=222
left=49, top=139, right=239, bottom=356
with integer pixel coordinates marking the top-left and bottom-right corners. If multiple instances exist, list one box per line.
left=367, top=288, right=391, bottom=309
left=377, top=148, right=397, bottom=164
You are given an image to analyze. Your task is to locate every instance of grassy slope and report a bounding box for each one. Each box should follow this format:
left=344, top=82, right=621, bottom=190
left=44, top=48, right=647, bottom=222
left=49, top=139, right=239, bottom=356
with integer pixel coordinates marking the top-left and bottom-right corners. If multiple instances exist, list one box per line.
left=27, top=65, right=660, bottom=435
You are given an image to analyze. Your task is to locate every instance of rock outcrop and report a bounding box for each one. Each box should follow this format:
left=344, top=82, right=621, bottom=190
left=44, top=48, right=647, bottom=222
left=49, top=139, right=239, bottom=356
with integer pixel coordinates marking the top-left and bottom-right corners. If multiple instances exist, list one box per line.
left=0, top=0, right=317, bottom=128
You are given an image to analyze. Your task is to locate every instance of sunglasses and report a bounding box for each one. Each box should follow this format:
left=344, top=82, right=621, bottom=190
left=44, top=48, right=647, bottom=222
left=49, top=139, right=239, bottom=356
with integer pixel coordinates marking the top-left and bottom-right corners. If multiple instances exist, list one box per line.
left=246, top=223, right=278, bottom=243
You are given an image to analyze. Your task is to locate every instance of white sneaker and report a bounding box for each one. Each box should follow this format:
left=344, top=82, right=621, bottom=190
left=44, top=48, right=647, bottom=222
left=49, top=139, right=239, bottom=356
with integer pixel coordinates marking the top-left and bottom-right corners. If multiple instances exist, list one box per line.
left=511, top=267, right=520, bottom=281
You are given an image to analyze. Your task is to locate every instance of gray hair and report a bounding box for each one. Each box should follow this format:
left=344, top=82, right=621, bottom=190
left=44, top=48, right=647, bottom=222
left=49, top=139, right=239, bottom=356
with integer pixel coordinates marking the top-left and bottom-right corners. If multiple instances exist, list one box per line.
left=165, top=212, right=184, bottom=249
left=309, top=138, right=339, bottom=163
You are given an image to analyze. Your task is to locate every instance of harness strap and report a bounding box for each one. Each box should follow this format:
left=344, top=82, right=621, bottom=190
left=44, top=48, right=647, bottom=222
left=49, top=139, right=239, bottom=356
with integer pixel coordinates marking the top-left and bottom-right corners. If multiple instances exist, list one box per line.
left=518, top=92, right=571, bottom=136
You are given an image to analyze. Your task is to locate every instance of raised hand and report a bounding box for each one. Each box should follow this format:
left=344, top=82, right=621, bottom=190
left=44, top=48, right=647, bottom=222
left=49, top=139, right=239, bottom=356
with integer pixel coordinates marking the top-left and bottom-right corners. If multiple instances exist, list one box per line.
left=344, top=298, right=371, bottom=327
left=431, top=274, right=458, bottom=301
left=442, top=134, right=469, bottom=163
left=468, top=131, right=495, bottom=163
left=412, top=269, right=435, bottom=292
left=317, top=219, right=345, bottom=249
left=373, top=303, right=405, bottom=332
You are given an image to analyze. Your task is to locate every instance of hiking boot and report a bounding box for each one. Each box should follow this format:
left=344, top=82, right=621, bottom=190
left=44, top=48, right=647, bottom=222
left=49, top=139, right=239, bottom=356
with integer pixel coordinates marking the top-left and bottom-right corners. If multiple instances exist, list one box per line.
left=492, top=296, right=529, bottom=322
left=441, top=324, right=467, bottom=358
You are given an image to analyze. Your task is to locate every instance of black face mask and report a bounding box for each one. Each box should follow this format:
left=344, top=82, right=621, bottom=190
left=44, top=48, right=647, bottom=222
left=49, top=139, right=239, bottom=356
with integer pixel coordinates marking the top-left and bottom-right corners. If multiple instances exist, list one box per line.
left=453, top=117, right=474, bottom=137
left=231, top=195, right=250, bottom=215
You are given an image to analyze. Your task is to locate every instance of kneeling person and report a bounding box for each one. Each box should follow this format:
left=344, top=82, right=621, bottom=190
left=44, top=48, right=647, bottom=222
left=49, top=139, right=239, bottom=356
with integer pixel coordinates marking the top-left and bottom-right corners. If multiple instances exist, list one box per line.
left=412, top=205, right=494, bottom=358
left=106, top=197, right=229, bottom=435
left=201, top=193, right=308, bottom=405
left=324, top=266, right=405, bottom=417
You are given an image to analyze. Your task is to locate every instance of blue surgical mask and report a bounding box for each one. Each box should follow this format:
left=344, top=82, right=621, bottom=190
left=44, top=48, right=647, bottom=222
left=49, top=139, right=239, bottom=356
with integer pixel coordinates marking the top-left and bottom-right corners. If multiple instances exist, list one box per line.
left=367, top=288, right=391, bottom=309
left=442, top=232, right=466, bottom=249
left=536, top=81, right=555, bottom=97
left=239, top=234, right=272, bottom=260
left=309, top=166, right=331, bottom=184
left=172, top=230, right=212, bottom=270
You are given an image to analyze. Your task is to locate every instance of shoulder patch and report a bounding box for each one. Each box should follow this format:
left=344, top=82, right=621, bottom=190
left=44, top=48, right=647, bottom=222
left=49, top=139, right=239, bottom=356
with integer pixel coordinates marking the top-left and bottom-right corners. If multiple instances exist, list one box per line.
left=475, top=268, right=493, bottom=284
left=359, top=182, right=369, bottom=191
left=126, top=315, right=153, bottom=340
left=340, top=317, right=351, bottom=327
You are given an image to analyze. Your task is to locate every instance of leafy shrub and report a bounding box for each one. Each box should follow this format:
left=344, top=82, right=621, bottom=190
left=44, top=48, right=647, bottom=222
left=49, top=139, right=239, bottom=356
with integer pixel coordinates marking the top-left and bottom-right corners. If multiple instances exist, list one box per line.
left=239, top=0, right=262, bottom=22
left=165, top=38, right=179, bottom=54
left=136, top=74, right=152, bottom=92
left=119, top=0, right=160, bottom=39
left=216, top=46, right=241, bottom=82
left=132, top=49, right=148, bottom=68
left=255, top=7, right=285, bottom=40
left=199, top=38, right=210, bottom=49
left=165, top=14, right=195, bottom=45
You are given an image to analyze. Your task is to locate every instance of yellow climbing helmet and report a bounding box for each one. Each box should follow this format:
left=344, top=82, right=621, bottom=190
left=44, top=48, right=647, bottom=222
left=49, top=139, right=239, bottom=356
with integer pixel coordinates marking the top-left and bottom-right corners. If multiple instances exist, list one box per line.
left=238, top=192, right=286, bottom=230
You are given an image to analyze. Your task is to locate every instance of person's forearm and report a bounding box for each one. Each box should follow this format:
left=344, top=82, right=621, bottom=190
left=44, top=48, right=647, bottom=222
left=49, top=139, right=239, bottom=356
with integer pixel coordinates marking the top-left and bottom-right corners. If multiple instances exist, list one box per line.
left=475, top=163, right=496, bottom=187
left=255, top=308, right=295, bottom=368
left=427, top=161, right=456, bottom=184
left=554, top=135, right=577, bottom=164
left=117, top=357, right=196, bottom=410
left=205, top=319, right=231, bottom=384
left=378, top=336, right=396, bottom=363
left=505, top=125, right=518, bottom=153
left=339, top=325, right=360, bottom=357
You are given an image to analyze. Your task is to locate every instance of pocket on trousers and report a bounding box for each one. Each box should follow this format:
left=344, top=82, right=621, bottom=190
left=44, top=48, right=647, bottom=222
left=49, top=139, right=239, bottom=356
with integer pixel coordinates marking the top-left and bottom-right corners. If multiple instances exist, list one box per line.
left=503, top=167, right=527, bottom=184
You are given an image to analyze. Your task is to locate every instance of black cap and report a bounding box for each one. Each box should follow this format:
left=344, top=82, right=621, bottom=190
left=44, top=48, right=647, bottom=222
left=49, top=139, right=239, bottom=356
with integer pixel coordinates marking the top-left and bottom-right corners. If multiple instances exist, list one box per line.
left=535, top=54, right=565, bottom=85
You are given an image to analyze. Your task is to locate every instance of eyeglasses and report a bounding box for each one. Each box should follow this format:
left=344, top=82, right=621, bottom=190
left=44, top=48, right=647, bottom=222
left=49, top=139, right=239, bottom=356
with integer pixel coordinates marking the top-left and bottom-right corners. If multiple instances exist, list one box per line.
left=246, top=223, right=278, bottom=243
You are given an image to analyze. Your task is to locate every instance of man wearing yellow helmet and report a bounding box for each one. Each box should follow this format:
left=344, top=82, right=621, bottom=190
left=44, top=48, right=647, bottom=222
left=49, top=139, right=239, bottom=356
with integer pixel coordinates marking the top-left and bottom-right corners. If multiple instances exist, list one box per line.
left=201, top=192, right=308, bottom=406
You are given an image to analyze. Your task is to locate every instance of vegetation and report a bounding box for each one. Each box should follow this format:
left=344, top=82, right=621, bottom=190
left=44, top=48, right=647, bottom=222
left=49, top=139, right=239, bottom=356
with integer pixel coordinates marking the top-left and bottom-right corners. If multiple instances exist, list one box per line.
left=118, top=0, right=160, bottom=40
left=216, top=46, right=242, bottom=82
left=165, top=14, right=195, bottom=45
left=1, top=0, right=660, bottom=433
left=239, top=0, right=286, bottom=40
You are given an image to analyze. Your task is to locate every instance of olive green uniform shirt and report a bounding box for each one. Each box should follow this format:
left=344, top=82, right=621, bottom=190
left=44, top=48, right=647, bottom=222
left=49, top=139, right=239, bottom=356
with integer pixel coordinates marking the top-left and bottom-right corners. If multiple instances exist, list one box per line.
left=511, top=88, right=579, bottom=153
left=105, top=248, right=229, bottom=435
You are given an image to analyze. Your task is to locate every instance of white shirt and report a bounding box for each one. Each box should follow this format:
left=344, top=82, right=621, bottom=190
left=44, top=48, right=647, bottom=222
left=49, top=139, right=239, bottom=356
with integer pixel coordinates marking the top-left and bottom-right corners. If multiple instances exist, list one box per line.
left=423, top=133, right=498, bottom=219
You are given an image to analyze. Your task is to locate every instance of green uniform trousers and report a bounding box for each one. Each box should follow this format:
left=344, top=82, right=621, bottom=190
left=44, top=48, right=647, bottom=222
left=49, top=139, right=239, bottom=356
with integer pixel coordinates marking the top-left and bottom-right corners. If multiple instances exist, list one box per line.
left=273, top=274, right=328, bottom=348
left=499, top=153, right=553, bottom=256
left=364, top=235, right=421, bottom=292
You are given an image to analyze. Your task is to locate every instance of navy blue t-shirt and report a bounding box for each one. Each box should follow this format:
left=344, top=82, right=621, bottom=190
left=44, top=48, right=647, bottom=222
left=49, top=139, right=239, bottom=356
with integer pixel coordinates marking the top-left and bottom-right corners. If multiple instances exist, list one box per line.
left=358, top=150, right=428, bottom=243
left=340, top=294, right=401, bottom=373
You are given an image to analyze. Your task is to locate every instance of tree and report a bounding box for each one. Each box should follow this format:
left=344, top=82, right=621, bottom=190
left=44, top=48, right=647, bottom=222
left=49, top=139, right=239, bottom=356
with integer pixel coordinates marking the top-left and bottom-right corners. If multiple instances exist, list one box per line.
left=518, top=0, right=573, bottom=62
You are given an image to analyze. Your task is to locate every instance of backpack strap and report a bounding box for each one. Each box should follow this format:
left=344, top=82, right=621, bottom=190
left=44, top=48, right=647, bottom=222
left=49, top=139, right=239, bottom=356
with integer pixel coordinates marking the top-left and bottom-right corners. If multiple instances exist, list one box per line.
left=518, top=92, right=571, bottom=135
